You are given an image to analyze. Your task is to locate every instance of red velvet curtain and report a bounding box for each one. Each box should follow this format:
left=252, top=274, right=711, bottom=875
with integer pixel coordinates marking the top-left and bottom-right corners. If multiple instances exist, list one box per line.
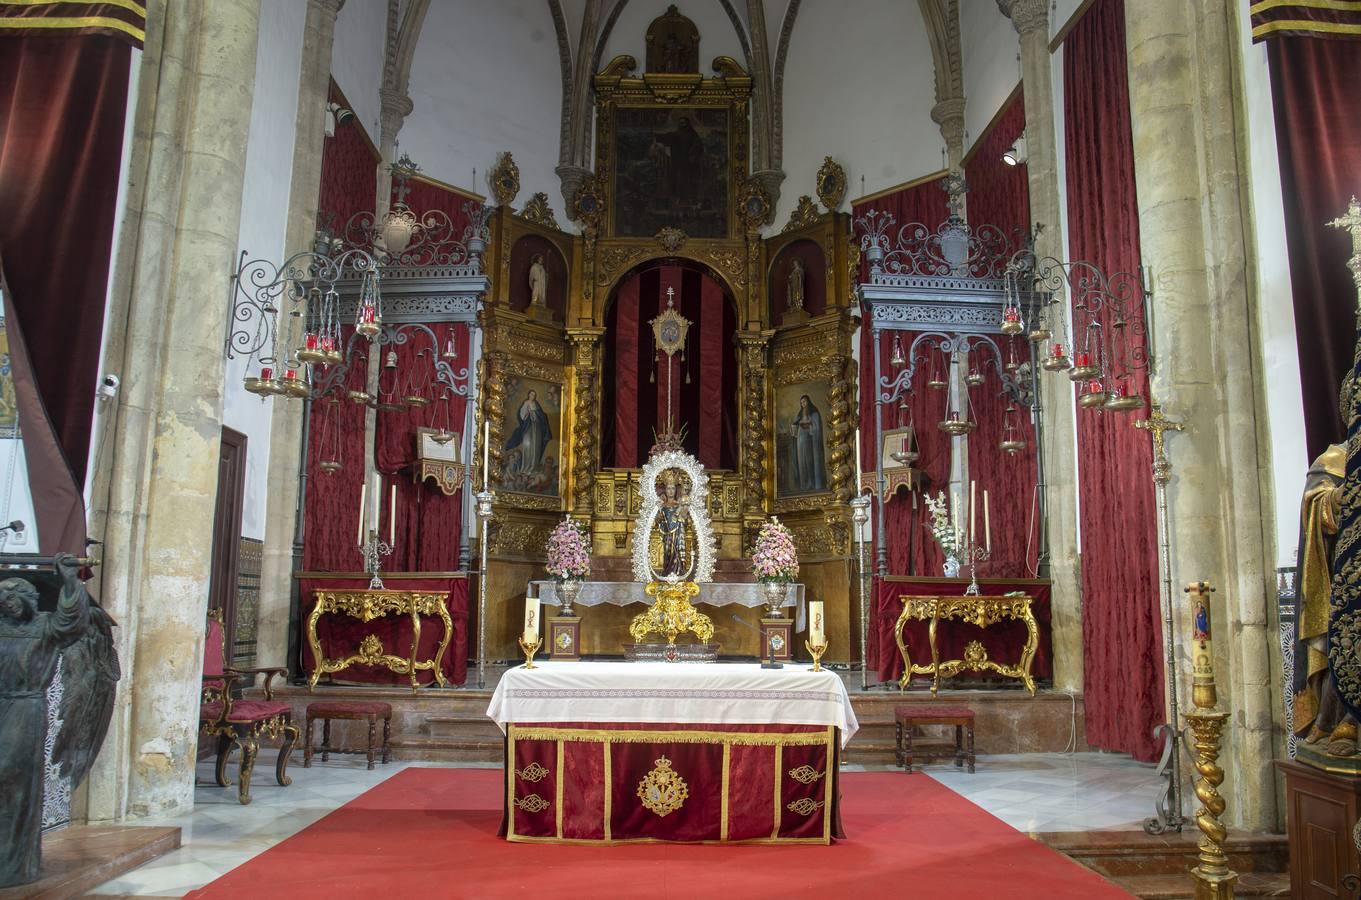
left=318, top=81, right=378, bottom=233
left=1267, top=37, right=1361, bottom=460
left=0, top=34, right=131, bottom=486
left=375, top=323, right=469, bottom=571
left=602, top=263, right=737, bottom=469
left=964, top=92, right=1038, bottom=577
left=854, top=178, right=950, bottom=581
left=303, top=329, right=371, bottom=571
left=1064, top=0, right=1163, bottom=762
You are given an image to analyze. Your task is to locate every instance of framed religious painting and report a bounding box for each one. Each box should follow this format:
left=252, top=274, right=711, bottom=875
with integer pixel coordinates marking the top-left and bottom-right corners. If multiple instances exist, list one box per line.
left=610, top=105, right=732, bottom=239
left=774, top=380, right=833, bottom=499
left=0, top=311, right=15, bottom=437
left=496, top=376, right=563, bottom=499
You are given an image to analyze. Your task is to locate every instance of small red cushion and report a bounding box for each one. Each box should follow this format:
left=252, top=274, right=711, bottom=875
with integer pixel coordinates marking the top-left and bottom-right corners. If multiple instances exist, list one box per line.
left=306, top=701, right=393, bottom=718
left=200, top=702, right=224, bottom=722
left=894, top=705, right=975, bottom=720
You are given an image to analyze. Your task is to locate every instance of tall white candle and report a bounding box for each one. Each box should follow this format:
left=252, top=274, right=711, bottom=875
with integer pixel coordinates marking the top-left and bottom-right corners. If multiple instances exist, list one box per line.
left=369, top=471, right=382, bottom=532
left=357, top=482, right=367, bottom=545
left=523, top=597, right=540, bottom=644
left=970, top=480, right=977, bottom=543
left=810, top=600, right=825, bottom=645
left=389, top=483, right=396, bottom=546
left=482, top=419, right=491, bottom=490
left=984, top=489, right=991, bottom=552
left=854, top=429, right=863, bottom=487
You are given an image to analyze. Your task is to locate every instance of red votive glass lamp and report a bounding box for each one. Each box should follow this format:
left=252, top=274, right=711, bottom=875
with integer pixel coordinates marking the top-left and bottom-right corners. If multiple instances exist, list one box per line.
left=1075, top=352, right=1090, bottom=368
left=1085, top=379, right=1102, bottom=393
left=304, top=332, right=318, bottom=350
left=1004, top=308, right=1019, bottom=321
left=361, top=306, right=376, bottom=323
left=1052, top=343, right=1064, bottom=356
left=259, top=366, right=273, bottom=381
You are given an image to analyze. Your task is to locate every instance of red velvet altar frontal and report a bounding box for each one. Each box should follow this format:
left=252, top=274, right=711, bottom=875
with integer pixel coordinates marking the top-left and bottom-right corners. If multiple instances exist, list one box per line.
left=298, top=577, right=468, bottom=686
left=872, top=577, right=1053, bottom=684
left=502, top=722, right=842, bottom=845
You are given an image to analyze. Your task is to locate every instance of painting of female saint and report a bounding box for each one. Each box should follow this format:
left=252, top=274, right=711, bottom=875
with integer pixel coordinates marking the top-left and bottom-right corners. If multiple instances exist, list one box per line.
left=612, top=106, right=730, bottom=238
left=497, top=377, right=562, bottom=497
left=775, top=381, right=831, bottom=497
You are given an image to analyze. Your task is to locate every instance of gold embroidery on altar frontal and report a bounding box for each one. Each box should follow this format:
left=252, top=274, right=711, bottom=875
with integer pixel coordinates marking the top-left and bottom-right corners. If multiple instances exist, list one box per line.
left=637, top=756, right=689, bottom=817
left=514, top=794, right=551, bottom=813
left=507, top=725, right=834, bottom=747
left=516, top=761, right=550, bottom=783
left=787, top=765, right=823, bottom=785
left=787, top=798, right=825, bottom=816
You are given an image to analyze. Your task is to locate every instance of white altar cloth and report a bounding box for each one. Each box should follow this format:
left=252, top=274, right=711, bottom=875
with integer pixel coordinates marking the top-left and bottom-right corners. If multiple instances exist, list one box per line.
left=486, top=660, right=858, bottom=747
left=531, top=580, right=806, bottom=630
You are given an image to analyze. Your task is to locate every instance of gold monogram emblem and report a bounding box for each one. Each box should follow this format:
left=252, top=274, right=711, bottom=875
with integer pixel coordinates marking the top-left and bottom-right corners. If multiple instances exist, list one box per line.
left=787, top=765, right=823, bottom=785
left=515, top=762, right=549, bottom=783
left=637, top=756, right=689, bottom=817
left=513, top=793, right=550, bottom=813
left=786, top=798, right=825, bottom=816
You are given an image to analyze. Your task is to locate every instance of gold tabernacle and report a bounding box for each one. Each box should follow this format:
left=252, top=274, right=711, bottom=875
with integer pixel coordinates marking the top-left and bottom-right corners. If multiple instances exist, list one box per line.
left=628, top=579, right=715, bottom=646
left=306, top=589, right=453, bottom=692
left=893, top=594, right=1038, bottom=695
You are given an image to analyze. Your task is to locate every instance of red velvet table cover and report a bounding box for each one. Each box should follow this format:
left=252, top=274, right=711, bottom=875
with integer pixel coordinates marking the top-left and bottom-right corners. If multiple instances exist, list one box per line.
left=502, top=722, right=842, bottom=844
left=870, top=577, right=1052, bottom=685
left=298, top=577, right=468, bottom=686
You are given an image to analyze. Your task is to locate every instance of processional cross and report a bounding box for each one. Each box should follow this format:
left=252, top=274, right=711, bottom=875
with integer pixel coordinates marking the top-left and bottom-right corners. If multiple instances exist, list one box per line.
left=1133, top=402, right=1184, bottom=487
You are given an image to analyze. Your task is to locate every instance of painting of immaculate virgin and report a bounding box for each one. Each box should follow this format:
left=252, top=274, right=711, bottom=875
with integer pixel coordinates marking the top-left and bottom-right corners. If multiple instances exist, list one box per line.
left=612, top=106, right=730, bottom=238
left=497, top=377, right=562, bottom=497
left=775, top=381, right=832, bottom=498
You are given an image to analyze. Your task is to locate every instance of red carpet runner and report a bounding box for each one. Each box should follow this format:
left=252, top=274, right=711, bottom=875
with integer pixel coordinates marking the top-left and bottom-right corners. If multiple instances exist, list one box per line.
left=187, top=768, right=1128, bottom=899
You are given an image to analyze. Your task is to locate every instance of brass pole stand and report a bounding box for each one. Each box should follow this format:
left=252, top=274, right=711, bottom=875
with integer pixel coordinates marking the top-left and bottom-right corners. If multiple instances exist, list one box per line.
left=1184, top=581, right=1236, bottom=900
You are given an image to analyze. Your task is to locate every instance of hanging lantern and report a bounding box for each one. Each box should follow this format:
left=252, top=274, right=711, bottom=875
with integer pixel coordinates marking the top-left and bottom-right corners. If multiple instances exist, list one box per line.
left=356, top=270, right=382, bottom=338
left=965, top=366, right=985, bottom=388
left=377, top=349, right=405, bottom=412
left=1104, top=381, right=1145, bottom=412
left=890, top=335, right=906, bottom=368
left=402, top=348, right=432, bottom=408
left=1078, top=377, right=1109, bottom=409
left=890, top=427, right=919, bottom=466
left=939, top=409, right=976, bottom=436
left=280, top=367, right=310, bottom=399
left=999, top=405, right=1027, bottom=455
left=443, top=335, right=458, bottom=360
left=1041, top=342, right=1071, bottom=372
left=1000, top=305, right=1024, bottom=336
left=1028, top=325, right=1052, bottom=343
left=297, top=330, right=327, bottom=366
left=926, top=350, right=948, bottom=390
left=318, top=397, right=343, bottom=474
left=1069, top=350, right=1099, bottom=381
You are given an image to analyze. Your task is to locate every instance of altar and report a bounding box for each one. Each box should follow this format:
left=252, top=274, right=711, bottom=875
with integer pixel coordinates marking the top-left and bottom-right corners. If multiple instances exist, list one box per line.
left=531, top=580, right=806, bottom=629
left=487, top=661, right=856, bottom=844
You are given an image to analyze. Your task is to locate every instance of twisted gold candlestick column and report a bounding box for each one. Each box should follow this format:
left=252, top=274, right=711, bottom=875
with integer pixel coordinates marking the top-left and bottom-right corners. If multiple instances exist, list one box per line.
left=1184, top=581, right=1236, bottom=900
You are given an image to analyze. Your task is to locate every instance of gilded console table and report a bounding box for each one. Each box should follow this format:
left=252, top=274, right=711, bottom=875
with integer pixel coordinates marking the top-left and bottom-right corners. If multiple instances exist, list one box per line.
left=894, top=595, right=1038, bottom=695
left=307, top=589, right=452, bottom=692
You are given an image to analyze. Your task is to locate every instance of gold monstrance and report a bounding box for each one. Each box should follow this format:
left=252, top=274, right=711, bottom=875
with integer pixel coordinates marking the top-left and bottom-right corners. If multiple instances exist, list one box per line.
left=650, top=286, right=691, bottom=451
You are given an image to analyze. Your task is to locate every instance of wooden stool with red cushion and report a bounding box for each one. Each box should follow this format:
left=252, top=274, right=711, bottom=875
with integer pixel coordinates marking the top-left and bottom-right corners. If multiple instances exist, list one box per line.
left=894, top=704, right=975, bottom=774
left=198, top=610, right=298, bottom=804
left=304, top=701, right=393, bottom=770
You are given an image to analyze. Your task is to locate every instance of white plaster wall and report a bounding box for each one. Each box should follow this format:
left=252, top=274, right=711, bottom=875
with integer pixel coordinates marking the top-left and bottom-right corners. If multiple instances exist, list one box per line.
left=779, top=0, right=938, bottom=222
left=961, top=0, right=1020, bottom=153
left=222, top=0, right=307, bottom=540
left=331, top=0, right=387, bottom=137
left=402, top=1, right=562, bottom=203
left=599, top=0, right=748, bottom=73
left=1235, top=7, right=1307, bottom=567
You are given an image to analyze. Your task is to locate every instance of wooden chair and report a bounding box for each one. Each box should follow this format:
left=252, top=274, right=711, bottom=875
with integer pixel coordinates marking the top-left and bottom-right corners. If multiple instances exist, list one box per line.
left=198, top=609, right=299, bottom=804
left=894, top=704, right=976, bottom=774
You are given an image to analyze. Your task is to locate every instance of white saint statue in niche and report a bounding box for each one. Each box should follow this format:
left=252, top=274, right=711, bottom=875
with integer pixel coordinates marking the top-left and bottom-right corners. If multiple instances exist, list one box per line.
left=528, top=253, right=548, bottom=309
left=788, top=258, right=805, bottom=312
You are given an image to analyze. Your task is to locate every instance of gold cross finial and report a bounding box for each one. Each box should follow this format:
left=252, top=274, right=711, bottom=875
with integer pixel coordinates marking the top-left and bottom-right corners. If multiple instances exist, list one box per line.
left=666, top=286, right=676, bottom=306
left=1134, top=401, right=1185, bottom=486
left=1329, top=197, right=1361, bottom=311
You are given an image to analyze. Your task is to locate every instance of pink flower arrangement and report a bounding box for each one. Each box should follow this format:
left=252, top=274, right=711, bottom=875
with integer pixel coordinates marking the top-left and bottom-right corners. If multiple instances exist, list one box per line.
left=751, top=517, right=798, bottom=583
left=545, top=516, right=591, bottom=581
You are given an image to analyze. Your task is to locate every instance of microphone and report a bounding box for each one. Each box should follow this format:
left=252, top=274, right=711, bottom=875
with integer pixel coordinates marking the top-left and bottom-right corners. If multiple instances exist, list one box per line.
left=0, top=520, right=24, bottom=534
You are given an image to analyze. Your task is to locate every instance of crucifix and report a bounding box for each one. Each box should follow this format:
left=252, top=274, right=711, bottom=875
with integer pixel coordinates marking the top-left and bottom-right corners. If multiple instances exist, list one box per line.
left=1329, top=196, right=1361, bottom=308
left=650, top=286, right=692, bottom=444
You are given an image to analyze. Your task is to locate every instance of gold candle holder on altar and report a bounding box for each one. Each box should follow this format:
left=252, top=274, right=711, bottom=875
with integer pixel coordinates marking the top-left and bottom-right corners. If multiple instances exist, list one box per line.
left=805, top=640, right=828, bottom=672
left=517, top=636, right=541, bottom=670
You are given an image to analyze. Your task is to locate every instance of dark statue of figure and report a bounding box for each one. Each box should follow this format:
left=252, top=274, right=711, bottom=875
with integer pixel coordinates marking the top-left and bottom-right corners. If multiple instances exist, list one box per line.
left=0, top=553, right=119, bottom=887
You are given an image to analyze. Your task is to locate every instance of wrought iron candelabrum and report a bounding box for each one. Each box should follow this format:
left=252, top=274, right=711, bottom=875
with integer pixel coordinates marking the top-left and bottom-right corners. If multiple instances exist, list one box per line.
left=850, top=493, right=872, bottom=689
left=360, top=529, right=393, bottom=590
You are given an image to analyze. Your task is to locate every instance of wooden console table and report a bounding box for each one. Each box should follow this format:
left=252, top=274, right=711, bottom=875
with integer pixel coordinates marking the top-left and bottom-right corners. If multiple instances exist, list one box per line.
left=893, top=594, right=1038, bottom=695
left=307, top=588, right=452, bottom=692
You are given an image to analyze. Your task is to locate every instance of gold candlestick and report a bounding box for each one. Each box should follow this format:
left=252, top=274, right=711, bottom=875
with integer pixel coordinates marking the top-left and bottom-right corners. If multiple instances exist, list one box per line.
left=805, top=640, right=828, bottom=672
left=1183, top=581, right=1236, bottom=900
left=518, top=636, right=541, bottom=670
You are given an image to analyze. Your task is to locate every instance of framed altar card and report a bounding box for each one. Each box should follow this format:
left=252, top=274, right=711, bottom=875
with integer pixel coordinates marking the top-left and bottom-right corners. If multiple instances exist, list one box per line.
left=774, top=379, right=832, bottom=499
left=879, top=426, right=916, bottom=471
left=496, top=376, right=563, bottom=499
left=610, top=105, right=732, bottom=238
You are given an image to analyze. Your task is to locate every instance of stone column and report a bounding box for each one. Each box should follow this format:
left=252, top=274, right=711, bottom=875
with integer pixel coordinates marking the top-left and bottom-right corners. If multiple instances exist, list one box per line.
left=998, top=0, right=1083, bottom=693
left=256, top=0, right=345, bottom=673
left=1123, top=0, right=1276, bottom=831
left=556, top=0, right=603, bottom=213
left=86, top=0, right=262, bottom=820
left=932, top=98, right=967, bottom=170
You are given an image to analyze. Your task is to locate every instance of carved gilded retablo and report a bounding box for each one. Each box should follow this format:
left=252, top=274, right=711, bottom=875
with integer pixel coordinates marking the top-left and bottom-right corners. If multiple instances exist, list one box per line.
left=637, top=756, right=689, bottom=817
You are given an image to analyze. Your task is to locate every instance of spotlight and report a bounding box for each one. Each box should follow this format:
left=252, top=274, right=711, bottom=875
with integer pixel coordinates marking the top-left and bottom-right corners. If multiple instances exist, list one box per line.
left=1003, top=133, right=1028, bottom=167
left=325, top=101, right=355, bottom=138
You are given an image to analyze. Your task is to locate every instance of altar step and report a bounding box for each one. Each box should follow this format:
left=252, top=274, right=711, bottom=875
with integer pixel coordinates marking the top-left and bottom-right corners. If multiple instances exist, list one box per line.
left=1036, top=830, right=1290, bottom=898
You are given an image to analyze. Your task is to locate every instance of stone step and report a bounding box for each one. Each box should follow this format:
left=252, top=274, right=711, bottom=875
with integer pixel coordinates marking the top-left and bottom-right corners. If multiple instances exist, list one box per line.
left=1038, top=830, right=1289, bottom=878
left=425, top=713, right=504, bottom=738
left=1112, top=872, right=1290, bottom=899
left=387, top=734, right=503, bottom=764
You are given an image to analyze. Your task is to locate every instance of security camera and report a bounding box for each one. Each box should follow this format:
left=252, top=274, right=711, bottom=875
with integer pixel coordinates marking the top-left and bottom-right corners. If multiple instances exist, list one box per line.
left=97, top=373, right=120, bottom=400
